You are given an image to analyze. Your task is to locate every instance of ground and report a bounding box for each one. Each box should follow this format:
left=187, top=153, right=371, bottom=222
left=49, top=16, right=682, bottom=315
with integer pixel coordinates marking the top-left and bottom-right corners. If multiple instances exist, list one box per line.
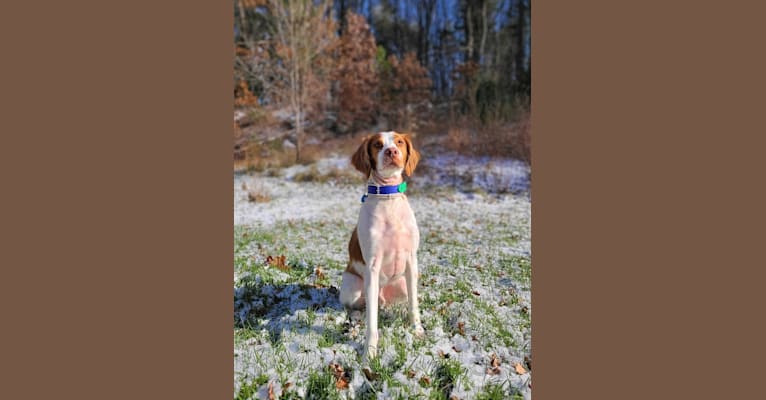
left=233, top=151, right=531, bottom=399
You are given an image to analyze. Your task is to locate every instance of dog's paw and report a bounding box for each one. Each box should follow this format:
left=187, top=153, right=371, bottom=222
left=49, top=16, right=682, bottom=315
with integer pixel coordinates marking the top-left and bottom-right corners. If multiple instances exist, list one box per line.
left=347, top=309, right=364, bottom=324
left=363, top=345, right=377, bottom=362
left=413, top=324, right=425, bottom=338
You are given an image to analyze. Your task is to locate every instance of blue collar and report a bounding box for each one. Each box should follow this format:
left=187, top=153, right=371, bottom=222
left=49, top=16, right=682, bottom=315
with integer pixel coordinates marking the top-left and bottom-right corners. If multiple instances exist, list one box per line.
left=361, top=182, right=407, bottom=202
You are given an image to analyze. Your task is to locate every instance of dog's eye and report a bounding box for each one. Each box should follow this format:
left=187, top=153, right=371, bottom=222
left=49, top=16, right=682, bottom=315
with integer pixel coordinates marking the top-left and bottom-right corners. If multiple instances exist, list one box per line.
left=397, top=139, right=404, bottom=145
left=374, top=142, right=383, bottom=148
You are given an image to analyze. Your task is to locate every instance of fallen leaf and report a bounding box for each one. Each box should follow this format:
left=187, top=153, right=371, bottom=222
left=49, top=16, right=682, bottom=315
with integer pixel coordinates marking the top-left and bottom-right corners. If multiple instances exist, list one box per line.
left=514, top=362, right=527, bottom=375
left=486, top=367, right=501, bottom=375
left=471, top=335, right=478, bottom=341
left=407, top=370, right=416, bottom=378
left=266, top=255, right=288, bottom=270
left=335, top=377, right=349, bottom=390
left=362, top=367, right=379, bottom=381
left=267, top=381, right=275, bottom=400
left=315, top=267, right=326, bottom=280
left=457, top=321, right=465, bottom=336
left=472, top=290, right=481, bottom=296
left=437, top=349, right=446, bottom=358
left=524, top=355, right=532, bottom=371
left=450, top=395, right=461, bottom=400
left=328, top=363, right=344, bottom=377
left=490, top=353, right=501, bottom=368
left=328, top=363, right=350, bottom=390
left=420, top=375, right=431, bottom=386
left=283, top=382, right=293, bottom=390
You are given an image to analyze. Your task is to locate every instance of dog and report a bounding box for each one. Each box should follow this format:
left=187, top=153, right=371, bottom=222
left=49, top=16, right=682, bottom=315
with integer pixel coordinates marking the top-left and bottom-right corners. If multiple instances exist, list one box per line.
left=339, top=131, right=424, bottom=360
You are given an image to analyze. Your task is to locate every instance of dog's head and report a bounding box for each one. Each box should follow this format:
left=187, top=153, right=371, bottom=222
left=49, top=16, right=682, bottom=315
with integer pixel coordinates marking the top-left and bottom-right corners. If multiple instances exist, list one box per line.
left=351, top=131, right=420, bottom=179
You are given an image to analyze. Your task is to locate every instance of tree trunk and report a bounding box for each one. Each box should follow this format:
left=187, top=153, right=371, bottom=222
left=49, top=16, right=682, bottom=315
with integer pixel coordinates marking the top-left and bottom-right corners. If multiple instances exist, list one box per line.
left=479, top=0, right=487, bottom=64
left=338, top=0, right=347, bottom=35
left=295, top=106, right=302, bottom=162
left=514, top=0, right=527, bottom=82
left=464, top=3, right=474, bottom=62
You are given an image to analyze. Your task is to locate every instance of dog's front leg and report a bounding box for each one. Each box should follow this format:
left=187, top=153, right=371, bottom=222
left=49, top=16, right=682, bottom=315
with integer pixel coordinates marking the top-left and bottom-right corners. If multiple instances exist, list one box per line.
left=363, top=256, right=381, bottom=361
left=405, top=252, right=425, bottom=337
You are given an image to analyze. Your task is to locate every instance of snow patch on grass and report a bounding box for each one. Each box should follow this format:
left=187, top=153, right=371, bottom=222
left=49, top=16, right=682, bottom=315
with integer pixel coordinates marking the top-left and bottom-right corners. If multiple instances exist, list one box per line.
left=234, top=155, right=531, bottom=399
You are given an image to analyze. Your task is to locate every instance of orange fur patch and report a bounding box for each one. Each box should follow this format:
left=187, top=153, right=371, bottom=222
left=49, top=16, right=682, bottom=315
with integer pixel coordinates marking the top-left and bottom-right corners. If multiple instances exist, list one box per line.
left=346, top=228, right=364, bottom=278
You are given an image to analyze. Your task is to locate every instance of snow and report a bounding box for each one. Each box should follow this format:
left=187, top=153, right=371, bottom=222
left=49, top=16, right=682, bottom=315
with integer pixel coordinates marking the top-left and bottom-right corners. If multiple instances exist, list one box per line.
left=234, top=154, right=531, bottom=399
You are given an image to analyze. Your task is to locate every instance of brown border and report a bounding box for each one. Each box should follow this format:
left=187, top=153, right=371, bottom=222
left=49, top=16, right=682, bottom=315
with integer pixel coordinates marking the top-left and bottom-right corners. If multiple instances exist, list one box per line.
left=533, top=1, right=766, bottom=398
left=2, top=1, right=232, bottom=398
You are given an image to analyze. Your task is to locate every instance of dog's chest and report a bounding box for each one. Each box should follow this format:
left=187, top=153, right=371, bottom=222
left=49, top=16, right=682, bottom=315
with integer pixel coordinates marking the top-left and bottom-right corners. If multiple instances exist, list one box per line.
left=357, top=196, right=419, bottom=278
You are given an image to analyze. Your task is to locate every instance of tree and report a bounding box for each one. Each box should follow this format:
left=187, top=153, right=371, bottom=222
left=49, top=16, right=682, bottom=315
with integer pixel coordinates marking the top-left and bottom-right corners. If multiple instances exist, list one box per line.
left=334, top=11, right=378, bottom=133
left=269, top=0, right=337, bottom=161
left=234, top=0, right=277, bottom=104
left=380, top=51, right=432, bottom=130
left=415, top=0, right=437, bottom=68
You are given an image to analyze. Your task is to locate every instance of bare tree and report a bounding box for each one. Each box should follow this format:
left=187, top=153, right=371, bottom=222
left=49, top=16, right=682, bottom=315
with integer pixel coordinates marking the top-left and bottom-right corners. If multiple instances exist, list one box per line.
left=269, top=0, right=337, bottom=161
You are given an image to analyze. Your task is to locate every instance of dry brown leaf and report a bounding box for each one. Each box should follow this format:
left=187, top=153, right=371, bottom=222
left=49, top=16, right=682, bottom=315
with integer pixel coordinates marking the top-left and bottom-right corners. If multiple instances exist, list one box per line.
left=420, top=375, right=431, bottom=386
left=267, top=381, right=275, bottom=400
left=362, top=367, right=379, bottom=381
left=315, top=267, right=326, bottom=280
left=514, top=362, right=527, bottom=375
left=335, top=377, right=349, bottom=390
left=328, top=363, right=343, bottom=377
left=490, top=353, right=501, bottom=368
left=437, top=349, right=446, bottom=358
left=486, top=367, right=501, bottom=375
left=266, top=255, right=288, bottom=271
left=457, top=321, right=465, bottom=336
left=472, top=290, right=481, bottom=296
left=283, top=382, right=293, bottom=390
left=471, top=335, right=479, bottom=341
left=407, top=370, right=416, bottom=378
left=329, top=363, right=350, bottom=390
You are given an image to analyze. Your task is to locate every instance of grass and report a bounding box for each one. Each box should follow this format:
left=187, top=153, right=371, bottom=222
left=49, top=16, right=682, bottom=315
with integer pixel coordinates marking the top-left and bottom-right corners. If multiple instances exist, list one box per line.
left=234, top=181, right=531, bottom=399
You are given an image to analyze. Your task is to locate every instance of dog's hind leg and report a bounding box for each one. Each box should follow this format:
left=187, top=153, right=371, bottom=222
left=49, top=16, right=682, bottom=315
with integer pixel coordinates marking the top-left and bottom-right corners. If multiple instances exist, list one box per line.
left=340, top=270, right=365, bottom=323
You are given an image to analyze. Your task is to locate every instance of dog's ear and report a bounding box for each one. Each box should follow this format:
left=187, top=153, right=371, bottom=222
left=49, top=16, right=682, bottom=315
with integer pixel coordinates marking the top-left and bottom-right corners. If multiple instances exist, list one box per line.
left=402, top=134, right=420, bottom=177
left=351, top=135, right=373, bottom=177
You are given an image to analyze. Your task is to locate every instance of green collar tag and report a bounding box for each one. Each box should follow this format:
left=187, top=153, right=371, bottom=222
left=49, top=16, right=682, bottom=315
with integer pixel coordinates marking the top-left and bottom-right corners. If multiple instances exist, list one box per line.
left=397, top=182, right=407, bottom=193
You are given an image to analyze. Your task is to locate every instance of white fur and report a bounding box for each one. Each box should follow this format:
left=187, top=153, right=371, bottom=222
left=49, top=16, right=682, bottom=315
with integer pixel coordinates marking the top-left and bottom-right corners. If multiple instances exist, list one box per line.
left=353, top=194, right=423, bottom=361
left=340, top=132, right=424, bottom=361
left=375, top=131, right=404, bottom=178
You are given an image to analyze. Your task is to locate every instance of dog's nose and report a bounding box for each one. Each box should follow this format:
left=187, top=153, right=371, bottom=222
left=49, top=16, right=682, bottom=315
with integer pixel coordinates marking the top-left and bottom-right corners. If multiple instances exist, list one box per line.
left=385, top=147, right=399, bottom=157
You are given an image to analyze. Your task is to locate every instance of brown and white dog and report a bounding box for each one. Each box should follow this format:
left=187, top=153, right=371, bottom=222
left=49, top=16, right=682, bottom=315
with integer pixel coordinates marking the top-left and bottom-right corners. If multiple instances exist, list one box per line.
left=340, top=131, right=425, bottom=360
